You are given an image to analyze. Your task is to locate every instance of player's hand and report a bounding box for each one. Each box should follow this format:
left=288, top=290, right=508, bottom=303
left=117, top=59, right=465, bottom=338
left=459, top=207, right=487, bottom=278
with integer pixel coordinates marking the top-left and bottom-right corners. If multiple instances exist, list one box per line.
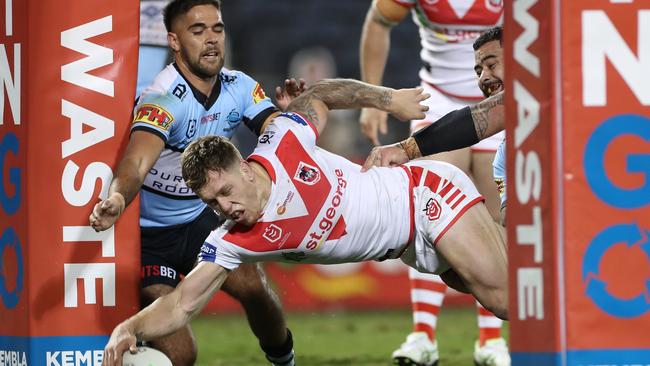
left=361, top=143, right=410, bottom=172
left=102, top=323, right=137, bottom=366
left=89, top=192, right=126, bottom=232
left=275, top=78, right=307, bottom=111
left=359, top=108, right=389, bottom=146
left=389, top=87, right=430, bottom=122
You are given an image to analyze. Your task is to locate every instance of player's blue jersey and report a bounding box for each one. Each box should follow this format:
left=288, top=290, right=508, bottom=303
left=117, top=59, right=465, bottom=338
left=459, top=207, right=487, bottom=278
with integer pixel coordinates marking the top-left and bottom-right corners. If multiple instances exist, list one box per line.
left=492, top=138, right=506, bottom=209
left=132, top=63, right=277, bottom=227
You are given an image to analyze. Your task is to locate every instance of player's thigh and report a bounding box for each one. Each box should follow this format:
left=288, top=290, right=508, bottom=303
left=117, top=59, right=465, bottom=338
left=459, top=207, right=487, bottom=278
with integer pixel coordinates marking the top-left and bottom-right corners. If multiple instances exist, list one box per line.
left=435, top=202, right=507, bottom=315
left=423, top=148, right=472, bottom=175
left=471, top=151, right=501, bottom=221
left=141, top=283, right=175, bottom=307
left=221, top=263, right=273, bottom=300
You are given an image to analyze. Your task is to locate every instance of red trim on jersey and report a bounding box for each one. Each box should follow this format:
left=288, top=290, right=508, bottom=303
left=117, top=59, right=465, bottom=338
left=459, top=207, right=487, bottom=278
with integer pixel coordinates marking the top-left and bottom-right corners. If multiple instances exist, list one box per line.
left=438, top=181, right=454, bottom=198
left=293, top=111, right=320, bottom=140
left=423, top=169, right=442, bottom=192
left=432, top=196, right=484, bottom=246
left=445, top=188, right=461, bottom=205
left=329, top=216, right=347, bottom=240
left=423, top=80, right=484, bottom=101
left=248, top=154, right=276, bottom=183
left=449, top=193, right=467, bottom=210
left=418, top=0, right=503, bottom=27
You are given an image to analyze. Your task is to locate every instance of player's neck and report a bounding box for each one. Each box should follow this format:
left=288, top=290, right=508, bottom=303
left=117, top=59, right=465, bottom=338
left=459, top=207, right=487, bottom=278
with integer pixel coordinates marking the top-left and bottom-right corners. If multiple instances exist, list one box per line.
left=249, top=161, right=272, bottom=212
left=175, top=59, right=218, bottom=97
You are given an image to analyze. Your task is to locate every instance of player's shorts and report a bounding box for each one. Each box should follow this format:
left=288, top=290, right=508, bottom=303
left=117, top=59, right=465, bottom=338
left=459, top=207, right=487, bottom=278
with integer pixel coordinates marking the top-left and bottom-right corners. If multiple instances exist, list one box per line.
left=141, top=206, right=221, bottom=288
left=400, top=160, right=484, bottom=274
left=410, top=82, right=505, bottom=152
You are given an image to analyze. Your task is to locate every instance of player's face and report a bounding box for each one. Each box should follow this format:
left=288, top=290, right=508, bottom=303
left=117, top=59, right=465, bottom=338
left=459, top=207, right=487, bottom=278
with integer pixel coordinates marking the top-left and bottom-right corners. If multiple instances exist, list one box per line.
left=169, top=4, right=225, bottom=79
left=197, top=163, right=262, bottom=226
left=474, top=40, right=504, bottom=98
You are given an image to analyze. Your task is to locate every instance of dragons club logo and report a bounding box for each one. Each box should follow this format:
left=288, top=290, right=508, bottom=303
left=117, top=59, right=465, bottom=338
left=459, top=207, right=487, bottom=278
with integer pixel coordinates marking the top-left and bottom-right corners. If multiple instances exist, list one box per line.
left=294, top=162, right=320, bottom=185
left=423, top=198, right=442, bottom=221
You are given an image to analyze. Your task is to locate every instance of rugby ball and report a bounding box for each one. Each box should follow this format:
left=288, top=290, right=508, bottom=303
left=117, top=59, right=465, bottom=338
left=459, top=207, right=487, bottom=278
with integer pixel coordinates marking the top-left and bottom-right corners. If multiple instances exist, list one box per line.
left=122, top=346, right=172, bottom=366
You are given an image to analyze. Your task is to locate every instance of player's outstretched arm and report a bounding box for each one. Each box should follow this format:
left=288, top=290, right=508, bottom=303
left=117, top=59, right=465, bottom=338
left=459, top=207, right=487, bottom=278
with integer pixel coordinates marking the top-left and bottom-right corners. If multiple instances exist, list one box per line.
left=102, top=262, right=229, bottom=366
left=359, top=0, right=409, bottom=145
left=89, top=131, right=164, bottom=232
left=361, top=91, right=505, bottom=171
left=285, top=78, right=429, bottom=135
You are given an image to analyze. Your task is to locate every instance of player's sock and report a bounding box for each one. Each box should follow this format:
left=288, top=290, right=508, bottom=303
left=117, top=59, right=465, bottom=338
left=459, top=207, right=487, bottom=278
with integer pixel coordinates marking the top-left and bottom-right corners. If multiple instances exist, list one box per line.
left=476, top=301, right=503, bottom=345
left=263, top=328, right=295, bottom=366
left=409, top=268, right=447, bottom=341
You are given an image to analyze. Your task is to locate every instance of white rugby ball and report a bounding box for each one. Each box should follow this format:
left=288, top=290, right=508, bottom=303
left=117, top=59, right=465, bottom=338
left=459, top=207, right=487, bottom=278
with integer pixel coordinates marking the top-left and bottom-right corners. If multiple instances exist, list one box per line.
left=122, top=346, right=172, bottom=366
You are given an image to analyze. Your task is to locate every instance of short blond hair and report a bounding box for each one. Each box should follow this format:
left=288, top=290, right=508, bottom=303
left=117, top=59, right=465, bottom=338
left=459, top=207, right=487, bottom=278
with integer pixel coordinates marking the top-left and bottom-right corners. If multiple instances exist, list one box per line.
left=181, top=136, right=241, bottom=192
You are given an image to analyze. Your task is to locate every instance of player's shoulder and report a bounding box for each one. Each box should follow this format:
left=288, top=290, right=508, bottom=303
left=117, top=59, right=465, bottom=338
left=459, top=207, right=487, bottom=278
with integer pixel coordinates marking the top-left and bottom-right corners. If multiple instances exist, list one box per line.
left=138, top=64, right=189, bottom=107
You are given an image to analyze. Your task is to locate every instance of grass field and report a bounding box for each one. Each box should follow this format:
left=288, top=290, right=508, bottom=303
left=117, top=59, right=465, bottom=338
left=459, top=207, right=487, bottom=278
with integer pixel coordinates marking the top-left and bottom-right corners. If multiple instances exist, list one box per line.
left=192, top=307, right=509, bottom=365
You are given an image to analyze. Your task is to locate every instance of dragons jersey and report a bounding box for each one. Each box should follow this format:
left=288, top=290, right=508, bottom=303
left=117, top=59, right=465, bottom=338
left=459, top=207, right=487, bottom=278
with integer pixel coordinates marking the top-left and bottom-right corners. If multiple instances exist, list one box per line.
left=493, top=138, right=506, bottom=209
left=392, top=0, right=503, bottom=99
left=132, top=63, right=277, bottom=227
left=199, top=113, right=483, bottom=274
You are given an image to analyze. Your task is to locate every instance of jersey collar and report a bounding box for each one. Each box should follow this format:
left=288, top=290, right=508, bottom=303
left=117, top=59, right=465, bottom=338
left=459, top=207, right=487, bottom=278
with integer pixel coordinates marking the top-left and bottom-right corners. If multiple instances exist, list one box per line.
left=173, top=62, right=222, bottom=110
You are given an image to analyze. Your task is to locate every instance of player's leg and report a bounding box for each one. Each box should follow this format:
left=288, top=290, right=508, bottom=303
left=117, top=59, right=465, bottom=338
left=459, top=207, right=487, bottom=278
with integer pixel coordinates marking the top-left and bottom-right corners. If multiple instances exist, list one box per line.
left=221, top=265, right=295, bottom=366
left=393, top=84, right=473, bottom=366
left=435, top=202, right=508, bottom=319
left=140, top=223, right=199, bottom=366
left=141, top=284, right=197, bottom=366
left=469, top=139, right=510, bottom=366
left=392, top=268, right=444, bottom=366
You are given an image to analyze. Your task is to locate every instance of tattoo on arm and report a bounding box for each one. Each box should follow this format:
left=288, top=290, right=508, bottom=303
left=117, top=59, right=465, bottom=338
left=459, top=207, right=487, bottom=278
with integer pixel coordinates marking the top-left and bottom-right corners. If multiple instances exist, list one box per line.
left=288, top=79, right=393, bottom=115
left=470, top=92, right=503, bottom=139
left=399, top=137, right=422, bottom=160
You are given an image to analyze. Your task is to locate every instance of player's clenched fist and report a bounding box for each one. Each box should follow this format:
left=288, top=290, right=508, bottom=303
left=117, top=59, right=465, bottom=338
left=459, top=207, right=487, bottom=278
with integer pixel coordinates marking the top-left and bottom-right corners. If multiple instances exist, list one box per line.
left=89, top=192, right=126, bottom=232
left=389, top=87, right=430, bottom=122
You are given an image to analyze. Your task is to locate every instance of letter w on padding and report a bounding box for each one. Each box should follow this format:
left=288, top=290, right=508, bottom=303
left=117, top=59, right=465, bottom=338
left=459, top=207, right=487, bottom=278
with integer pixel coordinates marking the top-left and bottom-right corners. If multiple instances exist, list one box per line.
left=61, top=16, right=114, bottom=97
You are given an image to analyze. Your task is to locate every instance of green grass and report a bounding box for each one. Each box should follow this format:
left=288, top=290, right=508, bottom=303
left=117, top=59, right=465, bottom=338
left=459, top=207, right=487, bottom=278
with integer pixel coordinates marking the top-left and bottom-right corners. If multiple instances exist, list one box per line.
left=192, top=307, right=508, bottom=366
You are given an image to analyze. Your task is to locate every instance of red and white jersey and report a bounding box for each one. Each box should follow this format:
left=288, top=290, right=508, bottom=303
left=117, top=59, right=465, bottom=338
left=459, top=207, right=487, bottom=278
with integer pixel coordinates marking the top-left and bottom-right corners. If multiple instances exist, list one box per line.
left=392, top=0, right=503, bottom=99
left=200, top=113, right=483, bottom=274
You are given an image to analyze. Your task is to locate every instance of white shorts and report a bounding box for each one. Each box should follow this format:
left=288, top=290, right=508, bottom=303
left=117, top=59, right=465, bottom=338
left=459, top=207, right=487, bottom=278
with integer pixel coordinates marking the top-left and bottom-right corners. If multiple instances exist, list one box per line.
left=400, top=160, right=484, bottom=274
left=410, top=82, right=505, bottom=152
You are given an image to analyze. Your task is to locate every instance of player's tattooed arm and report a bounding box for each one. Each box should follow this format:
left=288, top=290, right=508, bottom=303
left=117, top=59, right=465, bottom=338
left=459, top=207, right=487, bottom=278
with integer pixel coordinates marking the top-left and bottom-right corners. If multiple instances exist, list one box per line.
left=287, top=78, right=427, bottom=134
left=470, top=91, right=504, bottom=139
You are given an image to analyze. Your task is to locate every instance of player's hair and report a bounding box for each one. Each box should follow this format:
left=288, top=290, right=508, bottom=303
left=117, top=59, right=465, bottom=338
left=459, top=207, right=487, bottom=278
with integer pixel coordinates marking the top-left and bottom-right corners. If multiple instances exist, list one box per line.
left=163, top=0, right=221, bottom=32
left=182, top=136, right=241, bottom=192
left=473, top=26, right=503, bottom=50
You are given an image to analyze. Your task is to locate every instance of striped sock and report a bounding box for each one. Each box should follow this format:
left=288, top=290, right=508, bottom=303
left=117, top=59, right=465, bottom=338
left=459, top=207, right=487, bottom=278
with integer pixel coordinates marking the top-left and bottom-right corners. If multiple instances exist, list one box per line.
left=476, top=300, right=503, bottom=345
left=409, top=267, right=447, bottom=341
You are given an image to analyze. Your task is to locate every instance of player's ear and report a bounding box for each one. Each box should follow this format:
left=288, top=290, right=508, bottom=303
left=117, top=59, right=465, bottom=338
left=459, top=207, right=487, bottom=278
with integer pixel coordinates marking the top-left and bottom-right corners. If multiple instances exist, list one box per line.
left=240, top=160, right=253, bottom=181
left=167, top=32, right=180, bottom=52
